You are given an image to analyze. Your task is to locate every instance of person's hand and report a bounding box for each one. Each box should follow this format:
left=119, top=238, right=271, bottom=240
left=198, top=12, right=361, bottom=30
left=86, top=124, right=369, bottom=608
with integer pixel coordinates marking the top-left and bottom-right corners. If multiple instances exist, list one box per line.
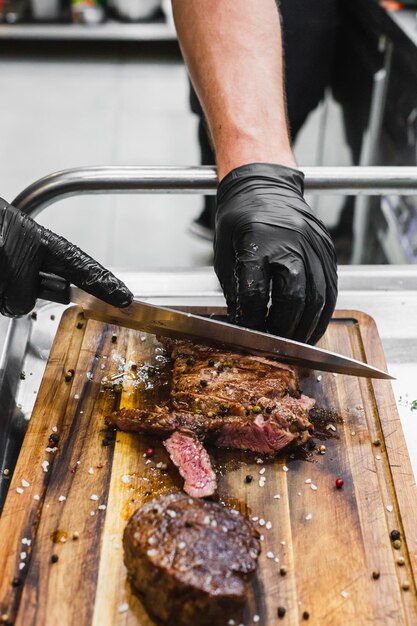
left=214, top=164, right=338, bottom=344
left=0, top=198, right=133, bottom=317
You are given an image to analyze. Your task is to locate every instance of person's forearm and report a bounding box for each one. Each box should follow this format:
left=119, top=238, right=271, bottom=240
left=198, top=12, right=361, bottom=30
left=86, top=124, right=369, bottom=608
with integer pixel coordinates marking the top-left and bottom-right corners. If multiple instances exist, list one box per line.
left=172, top=0, right=296, bottom=180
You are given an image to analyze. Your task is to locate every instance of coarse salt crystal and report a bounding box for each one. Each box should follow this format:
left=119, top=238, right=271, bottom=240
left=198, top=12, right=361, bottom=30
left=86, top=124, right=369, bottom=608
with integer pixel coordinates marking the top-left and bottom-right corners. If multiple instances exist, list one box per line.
left=252, top=516, right=259, bottom=522
left=211, top=520, right=217, bottom=528
left=317, top=375, right=322, bottom=382
left=256, top=458, right=264, bottom=464
left=20, top=552, right=27, bottom=560
left=156, top=462, right=163, bottom=469
left=376, top=455, right=382, bottom=460
left=230, top=509, right=239, bottom=516
left=259, top=519, right=265, bottom=527
left=90, top=511, right=95, bottom=516
left=305, top=513, right=313, bottom=521
left=21, top=538, right=28, bottom=545
left=259, top=467, right=266, bottom=475
left=74, top=394, right=80, bottom=400
left=260, top=534, right=264, bottom=541
left=178, top=542, right=186, bottom=549
left=145, top=459, right=152, bottom=465
left=273, top=494, right=281, bottom=499
left=52, top=426, right=58, bottom=432
left=297, top=492, right=302, bottom=496
left=280, top=540, right=286, bottom=545
left=98, top=504, right=106, bottom=511
left=21, top=479, right=30, bottom=488
left=88, top=467, right=94, bottom=475
left=305, top=478, right=312, bottom=484
left=118, top=603, right=129, bottom=613
left=58, top=495, right=66, bottom=502
left=42, top=460, right=49, bottom=473
left=203, top=516, right=210, bottom=524
left=386, top=505, right=394, bottom=513
left=311, top=484, right=318, bottom=491
left=326, top=423, right=337, bottom=432
left=19, top=562, right=25, bottom=571
left=90, top=494, right=99, bottom=501
left=147, top=549, right=157, bottom=557
left=33, top=494, right=40, bottom=500
left=45, top=447, right=58, bottom=453
left=258, top=479, right=265, bottom=488
left=253, top=615, right=260, bottom=623
left=266, top=521, right=272, bottom=530
left=228, top=620, right=235, bottom=626
left=167, top=510, right=176, bottom=518
left=121, top=475, right=131, bottom=484
left=282, top=466, right=289, bottom=472
left=266, top=551, right=275, bottom=559
left=16, top=487, right=24, bottom=494
left=341, top=591, right=349, bottom=598
left=274, top=557, right=279, bottom=563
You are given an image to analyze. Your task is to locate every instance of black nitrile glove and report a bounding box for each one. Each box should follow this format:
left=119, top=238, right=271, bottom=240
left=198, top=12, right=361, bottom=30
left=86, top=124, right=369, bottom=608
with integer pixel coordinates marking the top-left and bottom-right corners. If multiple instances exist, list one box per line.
left=214, top=164, right=338, bottom=344
left=0, top=198, right=133, bottom=317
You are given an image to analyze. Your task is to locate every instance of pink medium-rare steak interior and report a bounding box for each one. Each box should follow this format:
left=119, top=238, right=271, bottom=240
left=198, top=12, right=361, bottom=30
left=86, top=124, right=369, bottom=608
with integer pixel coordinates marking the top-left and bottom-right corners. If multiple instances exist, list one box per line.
left=163, top=432, right=217, bottom=498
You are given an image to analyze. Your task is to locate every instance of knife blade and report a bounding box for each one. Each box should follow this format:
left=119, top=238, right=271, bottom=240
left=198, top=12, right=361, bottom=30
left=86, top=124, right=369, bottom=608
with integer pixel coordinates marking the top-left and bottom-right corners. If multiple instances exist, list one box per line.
left=39, top=272, right=393, bottom=380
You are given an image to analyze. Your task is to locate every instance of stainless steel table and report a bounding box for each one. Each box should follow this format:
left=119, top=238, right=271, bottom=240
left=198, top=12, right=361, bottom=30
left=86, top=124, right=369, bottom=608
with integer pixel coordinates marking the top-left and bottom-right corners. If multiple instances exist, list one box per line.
left=0, top=265, right=416, bottom=512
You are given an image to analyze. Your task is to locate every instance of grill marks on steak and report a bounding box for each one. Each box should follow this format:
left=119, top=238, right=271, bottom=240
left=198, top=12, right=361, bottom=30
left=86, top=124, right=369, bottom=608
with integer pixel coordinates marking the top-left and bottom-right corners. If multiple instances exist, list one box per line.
left=164, top=432, right=217, bottom=498
left=123, top=493, right=260, bottom=626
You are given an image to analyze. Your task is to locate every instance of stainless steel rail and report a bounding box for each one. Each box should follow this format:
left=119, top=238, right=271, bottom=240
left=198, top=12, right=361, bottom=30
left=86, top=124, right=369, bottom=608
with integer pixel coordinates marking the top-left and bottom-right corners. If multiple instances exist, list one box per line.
left=12, top=165, right=417, bottom=217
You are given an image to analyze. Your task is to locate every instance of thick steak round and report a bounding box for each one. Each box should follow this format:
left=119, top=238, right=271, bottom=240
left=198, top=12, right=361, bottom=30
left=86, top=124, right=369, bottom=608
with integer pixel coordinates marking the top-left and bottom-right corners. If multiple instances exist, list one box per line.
left=123, top=492, right=261, bottom=626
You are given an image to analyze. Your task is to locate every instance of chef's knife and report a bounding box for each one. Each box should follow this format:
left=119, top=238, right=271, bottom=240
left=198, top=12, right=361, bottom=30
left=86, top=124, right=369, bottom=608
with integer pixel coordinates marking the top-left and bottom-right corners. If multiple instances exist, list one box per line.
left=39, top=273, right=393, bottom=380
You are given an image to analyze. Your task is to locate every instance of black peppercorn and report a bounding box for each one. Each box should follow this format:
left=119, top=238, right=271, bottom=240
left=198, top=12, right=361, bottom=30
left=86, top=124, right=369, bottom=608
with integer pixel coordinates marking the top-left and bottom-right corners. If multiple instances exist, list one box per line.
left=30, top=311, right=37, bottom=320
left=277, top=607, right=286, bottom=619
left=302, top=611, right=310, bottom=620
left=199, top=379, right=208, bottom=388
left=76, top=322, right=84, bottom=330
left=186, top=358, right=194, bottom=367
left=19, top=372, right=26, bottom=380
left=208, top=359, right=215, bottom=367
left=372, top=571, right=380, bottom=580
left=102, top=438, right=111, bottom=447
left=279, top=567, right=287, bottom=576
left=245, top=475, right=253, bottom=484
left=217, top=364, right=224, bottom=372
left=11, top=577, right=22, bottom=587
left=185, top=521, right=193, bottom=528
left=131, top=363, right=137, bottom=371
left=49, top=433, right=60, bottom=445
left=265, top=406, right=273, bottom=414
left=307, top=439, right=316, bottom=450
left=64, top=369, right=74, bottom=382
left=111, top=334, right=117, bottom=343
left=51, top=554, right=59, bottom=563
left=390, top=530, right=401, bottom=542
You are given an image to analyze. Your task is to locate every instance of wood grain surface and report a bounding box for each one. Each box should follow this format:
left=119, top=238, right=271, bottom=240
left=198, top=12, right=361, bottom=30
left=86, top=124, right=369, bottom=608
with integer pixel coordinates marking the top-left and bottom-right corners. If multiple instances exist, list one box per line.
left=0, top=307, right=416, bottom=626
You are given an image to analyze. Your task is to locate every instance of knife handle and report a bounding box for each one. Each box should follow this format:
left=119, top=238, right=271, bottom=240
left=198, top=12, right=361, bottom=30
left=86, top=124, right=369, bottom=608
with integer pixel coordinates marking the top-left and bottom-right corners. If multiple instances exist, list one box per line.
left=39, top=272, right=71, bottom=305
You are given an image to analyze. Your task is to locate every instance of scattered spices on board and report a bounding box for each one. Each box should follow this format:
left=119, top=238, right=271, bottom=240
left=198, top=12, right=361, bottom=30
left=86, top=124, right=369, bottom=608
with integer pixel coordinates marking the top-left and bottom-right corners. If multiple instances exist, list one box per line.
left=145, top=448, right=154, bottom=458
left=335, top=478, right=344, bottom=489
left=51, top=554, right=59, bottom=563
left=372, top=571, right=380, bottom=580
left=302, top=611, right=310, bottom=620
left=277, top=607, right=286, bottom=618
left=393, top=540, right=402, bottom=550
left=373, top=438, right=381, bottom=447
left=245, top=475, right=253, bottom=484
left=279, top=567, right=287, bottom=577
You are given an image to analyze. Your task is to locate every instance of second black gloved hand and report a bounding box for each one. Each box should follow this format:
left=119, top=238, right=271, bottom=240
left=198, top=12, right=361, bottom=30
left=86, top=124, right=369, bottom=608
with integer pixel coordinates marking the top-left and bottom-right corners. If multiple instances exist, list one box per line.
left=214, top=164, right=338, bottom=344
left=0, top=198, right=133, bottom=317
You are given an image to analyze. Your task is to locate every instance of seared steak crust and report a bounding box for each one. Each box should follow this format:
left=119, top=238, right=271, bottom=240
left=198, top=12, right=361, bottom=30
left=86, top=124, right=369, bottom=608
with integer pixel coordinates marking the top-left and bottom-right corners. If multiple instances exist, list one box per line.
left=123, top=493, right=260, bottom=626
left=109, top=339, right=313, bottom=455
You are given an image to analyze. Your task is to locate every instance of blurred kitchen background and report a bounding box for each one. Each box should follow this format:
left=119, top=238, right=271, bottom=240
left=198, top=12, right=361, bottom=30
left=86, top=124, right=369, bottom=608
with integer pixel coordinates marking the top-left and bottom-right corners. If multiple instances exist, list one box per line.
left=0, top=0, right=417, bottom=269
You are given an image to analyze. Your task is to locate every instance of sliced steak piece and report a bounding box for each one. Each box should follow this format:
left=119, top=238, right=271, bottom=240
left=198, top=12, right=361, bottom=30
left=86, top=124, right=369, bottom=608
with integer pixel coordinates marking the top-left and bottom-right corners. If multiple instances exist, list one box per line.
left=107, top=339, right=314, bottom=480
left=123, top=492, right=260, bottom=626
left=163, top=432, right=217, bottom=498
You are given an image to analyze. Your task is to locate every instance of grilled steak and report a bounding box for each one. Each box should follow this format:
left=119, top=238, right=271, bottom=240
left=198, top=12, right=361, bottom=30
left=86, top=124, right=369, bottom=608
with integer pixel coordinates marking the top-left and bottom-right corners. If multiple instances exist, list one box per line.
left=109, top=339, right=314, bottom=453
left=123, top=492, right=260, bottom=626
left=163, top=432, right=217, bottom=498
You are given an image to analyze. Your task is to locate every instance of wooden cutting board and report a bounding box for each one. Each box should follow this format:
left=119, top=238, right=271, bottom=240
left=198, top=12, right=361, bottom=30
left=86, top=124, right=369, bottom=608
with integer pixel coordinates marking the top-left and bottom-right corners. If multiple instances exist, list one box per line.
left=0, top=307, right=416, bottom=626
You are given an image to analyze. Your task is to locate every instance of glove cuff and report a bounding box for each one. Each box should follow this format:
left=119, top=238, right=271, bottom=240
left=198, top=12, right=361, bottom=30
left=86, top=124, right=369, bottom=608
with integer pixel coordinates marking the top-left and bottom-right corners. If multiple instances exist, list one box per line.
left=217, top=163, right=305, bottom=203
